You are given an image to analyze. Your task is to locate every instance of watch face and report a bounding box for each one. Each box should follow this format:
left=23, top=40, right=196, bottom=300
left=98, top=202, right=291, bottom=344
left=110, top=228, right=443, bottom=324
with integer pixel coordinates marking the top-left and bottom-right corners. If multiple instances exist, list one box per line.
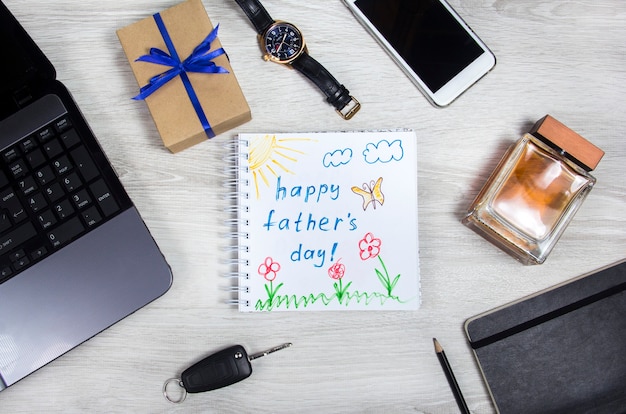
left=263, top=22, right=304, bottom=63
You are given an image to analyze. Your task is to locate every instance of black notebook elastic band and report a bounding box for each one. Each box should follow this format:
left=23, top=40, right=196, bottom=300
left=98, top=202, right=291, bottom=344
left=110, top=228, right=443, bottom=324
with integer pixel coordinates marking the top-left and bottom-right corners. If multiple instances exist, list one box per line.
left=470, top=281, right=626, bottom=350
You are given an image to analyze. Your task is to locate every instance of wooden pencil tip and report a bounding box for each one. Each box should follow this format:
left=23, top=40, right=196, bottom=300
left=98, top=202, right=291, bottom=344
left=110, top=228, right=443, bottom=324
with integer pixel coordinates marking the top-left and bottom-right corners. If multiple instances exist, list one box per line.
left=433, top=338, right=443, bottom=353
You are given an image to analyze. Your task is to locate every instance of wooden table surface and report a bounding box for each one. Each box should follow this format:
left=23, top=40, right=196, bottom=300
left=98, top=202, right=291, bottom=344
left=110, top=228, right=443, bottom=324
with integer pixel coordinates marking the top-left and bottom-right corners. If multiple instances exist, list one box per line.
left=2, top=0, right=625, bottom=412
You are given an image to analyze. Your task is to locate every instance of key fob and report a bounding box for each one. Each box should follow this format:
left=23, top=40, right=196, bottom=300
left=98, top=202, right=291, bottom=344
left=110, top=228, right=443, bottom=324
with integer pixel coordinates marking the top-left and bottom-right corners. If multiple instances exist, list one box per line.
left=181, top=345, right=252, bottom=393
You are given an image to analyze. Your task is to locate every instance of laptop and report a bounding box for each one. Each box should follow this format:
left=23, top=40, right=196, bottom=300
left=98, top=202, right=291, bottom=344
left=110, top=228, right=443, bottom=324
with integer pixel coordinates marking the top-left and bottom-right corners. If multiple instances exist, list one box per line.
left=0, top=2, right=172, bottom=391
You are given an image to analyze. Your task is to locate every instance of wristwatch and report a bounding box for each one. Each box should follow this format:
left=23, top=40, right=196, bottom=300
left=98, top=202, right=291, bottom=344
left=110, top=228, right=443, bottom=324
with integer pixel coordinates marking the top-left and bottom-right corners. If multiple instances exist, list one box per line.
left=233, top=0, right=360, bottom=120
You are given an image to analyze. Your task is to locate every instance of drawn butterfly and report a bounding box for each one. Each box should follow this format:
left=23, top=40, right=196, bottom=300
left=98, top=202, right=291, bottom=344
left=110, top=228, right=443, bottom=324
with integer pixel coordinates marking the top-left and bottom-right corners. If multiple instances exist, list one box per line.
left=351, top=177, right=384, bottom=211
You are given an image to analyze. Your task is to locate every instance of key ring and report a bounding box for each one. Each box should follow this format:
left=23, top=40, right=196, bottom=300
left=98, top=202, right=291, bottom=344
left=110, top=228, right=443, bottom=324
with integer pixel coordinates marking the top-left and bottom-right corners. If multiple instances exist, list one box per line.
left=163, top=378, right=187, bottom=404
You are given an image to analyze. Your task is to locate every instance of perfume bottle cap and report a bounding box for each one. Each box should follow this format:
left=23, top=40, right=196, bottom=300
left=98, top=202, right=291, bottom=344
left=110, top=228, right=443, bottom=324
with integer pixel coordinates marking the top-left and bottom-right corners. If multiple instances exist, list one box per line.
left=530, top=115, right=605, bottom=171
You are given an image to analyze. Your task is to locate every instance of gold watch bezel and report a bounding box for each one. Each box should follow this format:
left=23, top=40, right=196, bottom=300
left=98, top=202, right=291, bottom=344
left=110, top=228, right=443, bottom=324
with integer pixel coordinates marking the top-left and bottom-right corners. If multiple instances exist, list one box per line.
left=258, top=20, right=306, bottom=65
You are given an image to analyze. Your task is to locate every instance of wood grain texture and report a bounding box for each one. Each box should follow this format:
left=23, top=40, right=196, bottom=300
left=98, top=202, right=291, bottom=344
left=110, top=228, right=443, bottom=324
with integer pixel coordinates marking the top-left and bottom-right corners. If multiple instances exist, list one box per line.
left=2, top=0, right=625, bottom=412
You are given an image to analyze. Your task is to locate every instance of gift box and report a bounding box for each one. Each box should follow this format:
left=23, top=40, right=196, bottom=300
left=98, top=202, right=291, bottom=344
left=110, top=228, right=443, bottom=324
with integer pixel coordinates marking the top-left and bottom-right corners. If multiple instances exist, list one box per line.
left=117, top=0, right=251, bottom=153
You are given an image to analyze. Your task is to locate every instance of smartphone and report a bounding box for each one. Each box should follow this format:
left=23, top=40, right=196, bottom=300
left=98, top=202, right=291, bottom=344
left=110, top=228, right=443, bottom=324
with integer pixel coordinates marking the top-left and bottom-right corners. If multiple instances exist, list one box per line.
left=343, top=0, right=496, bottom=107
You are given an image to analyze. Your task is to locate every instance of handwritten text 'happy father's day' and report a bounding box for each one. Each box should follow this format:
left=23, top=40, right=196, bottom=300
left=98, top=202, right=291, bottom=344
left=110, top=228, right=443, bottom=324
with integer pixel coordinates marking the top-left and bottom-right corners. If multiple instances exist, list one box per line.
left=261, top=176, right=358, bottom=268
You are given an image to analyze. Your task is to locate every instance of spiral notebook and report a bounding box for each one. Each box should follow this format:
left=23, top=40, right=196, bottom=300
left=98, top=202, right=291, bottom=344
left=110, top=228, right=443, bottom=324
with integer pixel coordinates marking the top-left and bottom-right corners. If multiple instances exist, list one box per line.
left=227, top=130, right=420, bottom=312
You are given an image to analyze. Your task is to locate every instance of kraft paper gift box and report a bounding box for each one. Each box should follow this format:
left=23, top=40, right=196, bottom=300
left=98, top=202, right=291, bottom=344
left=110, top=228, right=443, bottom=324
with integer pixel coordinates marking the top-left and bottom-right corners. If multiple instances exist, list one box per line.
left=117, top=0, right=251, bottom=153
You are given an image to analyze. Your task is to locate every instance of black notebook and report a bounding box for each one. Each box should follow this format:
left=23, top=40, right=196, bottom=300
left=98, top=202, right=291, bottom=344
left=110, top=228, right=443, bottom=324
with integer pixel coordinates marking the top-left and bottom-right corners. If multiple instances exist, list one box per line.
left=465, top=259, right=626, bottom=414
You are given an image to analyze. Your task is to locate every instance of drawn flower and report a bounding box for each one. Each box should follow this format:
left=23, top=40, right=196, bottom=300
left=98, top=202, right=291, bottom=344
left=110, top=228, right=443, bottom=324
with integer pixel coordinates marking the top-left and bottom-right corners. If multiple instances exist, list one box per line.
left=358, top=232, right=401, bottom=298
left=258, top=257, right=281, bottom=281
left=328, top=260, right=346, bottom=280
left=328, top=259, right=351, bottom=304
left=358, top=232, right=381, bottom=260
left=257, top=257, right=283, bottom=309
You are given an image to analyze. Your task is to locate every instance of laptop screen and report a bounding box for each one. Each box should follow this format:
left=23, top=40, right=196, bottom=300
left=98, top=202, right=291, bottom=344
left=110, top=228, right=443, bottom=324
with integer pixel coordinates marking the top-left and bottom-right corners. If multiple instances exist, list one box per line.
left=1, top=35, right=36, bottom=87
left=1, top=1, right=55, bottom=119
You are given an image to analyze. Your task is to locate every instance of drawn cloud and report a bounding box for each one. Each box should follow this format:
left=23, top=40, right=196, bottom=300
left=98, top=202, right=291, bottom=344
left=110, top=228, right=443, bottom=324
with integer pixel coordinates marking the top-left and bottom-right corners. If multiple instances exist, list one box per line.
left=363, top=139, right=404, bottom=164
left=323, top=148, right=353, bottom=167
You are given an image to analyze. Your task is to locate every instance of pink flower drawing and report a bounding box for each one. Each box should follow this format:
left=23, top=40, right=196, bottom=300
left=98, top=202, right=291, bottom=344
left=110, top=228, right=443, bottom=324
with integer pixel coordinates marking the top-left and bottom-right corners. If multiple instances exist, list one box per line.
left=358, top=232, right=381, bottom=260
left=258, top=257, right=281, bottom=281
left=328, top=260, right=346, bottom=280
left=328, top=259, right=351, bottom=304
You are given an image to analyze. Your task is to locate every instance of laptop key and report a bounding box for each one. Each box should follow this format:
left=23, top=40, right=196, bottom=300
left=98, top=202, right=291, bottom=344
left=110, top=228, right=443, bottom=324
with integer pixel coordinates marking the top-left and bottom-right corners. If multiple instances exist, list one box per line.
left=35, top=165, right=55, bottom=186
left=72, top=189, right=92, bottom=209
left=53, top=199, right=75, bottom=220
left=8, top=249, right=26, bottom=262
left=26, top=148, right=46, bottom=168
left=0, top=212, right=11, bottom=233
left=0, top=222, right=37, bottom=253
left=60, top=129, right=80, bottom=149
left=27, top=193, right=47, bottom=213
left=44, top=182, right=65, bottom=202
left=91, top=179, right=119, bottom=216
left=2, top=147, right=20, bottom=163
left=82, top=206, right=102, bottom=227
left=0, top=266, right=12, bottom=281
left=43, top=139, right=63, bottom=159
left=0, top=188, right=27, bottom=222
left=53, top=155, right=73, bottom=175
left=9, top=159, right=28, bottom=178
left=47, top=216, right=84, bottom=248
left=30, top=246, right=48, bottom=260
left=0, top=171, right=9, bottom=188
left=13, top=255, right=30, bottom=271
left=62, top=172, right=82, bottom=192
left=37, top=126, right=55, bottom=143
left=18, top=176, right=37, bottom=195
left=20, top=137, right=38, bottom=153
left=36, top=209, right=57, bottom=229
left=54, top=116, right=72, bottom=133
left=71, top=146, right=99, bottom=182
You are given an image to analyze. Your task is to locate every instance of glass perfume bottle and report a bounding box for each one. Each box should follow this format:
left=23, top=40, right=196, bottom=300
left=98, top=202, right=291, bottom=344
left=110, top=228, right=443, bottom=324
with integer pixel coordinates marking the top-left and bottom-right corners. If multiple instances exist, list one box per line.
left=463, top=115, right=604, bottom=264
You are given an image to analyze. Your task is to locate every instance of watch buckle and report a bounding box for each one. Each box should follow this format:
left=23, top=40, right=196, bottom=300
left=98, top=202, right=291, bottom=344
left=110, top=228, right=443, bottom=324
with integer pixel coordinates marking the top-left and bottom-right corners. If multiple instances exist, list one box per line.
left=336, top=97, right=360, bottom=120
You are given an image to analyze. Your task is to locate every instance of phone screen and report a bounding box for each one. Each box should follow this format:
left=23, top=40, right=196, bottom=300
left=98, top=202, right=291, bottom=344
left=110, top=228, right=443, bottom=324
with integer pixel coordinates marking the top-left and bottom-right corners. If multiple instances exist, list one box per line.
left=353, top=0, right=485, bottom=93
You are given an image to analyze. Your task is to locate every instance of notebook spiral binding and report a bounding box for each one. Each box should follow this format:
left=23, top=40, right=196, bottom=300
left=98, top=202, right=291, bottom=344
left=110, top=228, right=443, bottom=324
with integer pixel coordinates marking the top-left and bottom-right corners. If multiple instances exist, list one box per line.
left=223, top=138, right=250, bottom=308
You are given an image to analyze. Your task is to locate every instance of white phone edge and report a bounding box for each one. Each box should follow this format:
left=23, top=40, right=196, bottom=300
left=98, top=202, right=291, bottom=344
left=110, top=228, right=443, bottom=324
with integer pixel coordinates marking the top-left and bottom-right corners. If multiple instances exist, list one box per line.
left=342, top=0, right=496, bottom=107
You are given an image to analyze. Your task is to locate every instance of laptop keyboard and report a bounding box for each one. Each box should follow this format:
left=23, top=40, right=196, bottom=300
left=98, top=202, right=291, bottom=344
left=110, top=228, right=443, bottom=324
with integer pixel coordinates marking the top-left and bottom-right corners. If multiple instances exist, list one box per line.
left=0, top=114, right=123, bottom=284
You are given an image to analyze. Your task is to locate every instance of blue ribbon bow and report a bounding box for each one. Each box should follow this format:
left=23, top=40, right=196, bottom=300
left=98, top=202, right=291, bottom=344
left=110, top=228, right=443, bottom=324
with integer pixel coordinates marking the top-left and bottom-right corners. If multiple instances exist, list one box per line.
left=133, top=13, right=229, bottom=138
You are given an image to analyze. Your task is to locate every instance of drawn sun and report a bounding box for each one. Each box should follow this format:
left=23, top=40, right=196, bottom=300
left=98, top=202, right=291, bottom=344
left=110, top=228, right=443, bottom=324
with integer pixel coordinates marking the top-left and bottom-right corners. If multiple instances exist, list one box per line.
left=248, top=135, right=314, bottom=199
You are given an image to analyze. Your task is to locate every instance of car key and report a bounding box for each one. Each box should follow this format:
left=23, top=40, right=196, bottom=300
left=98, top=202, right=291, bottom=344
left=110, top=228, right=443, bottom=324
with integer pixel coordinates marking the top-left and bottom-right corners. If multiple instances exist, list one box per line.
left=163, top=342, right=292, bottom=403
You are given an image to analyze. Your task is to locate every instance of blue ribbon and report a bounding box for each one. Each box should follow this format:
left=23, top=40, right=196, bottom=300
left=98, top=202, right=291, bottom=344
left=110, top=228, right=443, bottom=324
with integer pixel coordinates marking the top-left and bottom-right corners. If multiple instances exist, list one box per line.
left=133, top=13, right=229, bottom=139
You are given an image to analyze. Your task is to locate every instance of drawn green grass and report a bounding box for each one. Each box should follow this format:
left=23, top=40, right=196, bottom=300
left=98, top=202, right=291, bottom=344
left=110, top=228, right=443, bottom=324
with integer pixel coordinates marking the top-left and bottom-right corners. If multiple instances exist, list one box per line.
left=255, top=289, right=408, bottom=311
left=374, top=256, right=401, bottom=298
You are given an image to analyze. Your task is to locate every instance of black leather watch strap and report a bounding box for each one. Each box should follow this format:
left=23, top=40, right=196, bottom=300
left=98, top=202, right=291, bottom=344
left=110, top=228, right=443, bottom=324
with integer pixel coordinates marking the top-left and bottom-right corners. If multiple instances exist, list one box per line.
left=291, top=53, right=359, bottom=118
left=233, top=0, right=274, bottom=34
left=233, top=0, right=360, bottom=119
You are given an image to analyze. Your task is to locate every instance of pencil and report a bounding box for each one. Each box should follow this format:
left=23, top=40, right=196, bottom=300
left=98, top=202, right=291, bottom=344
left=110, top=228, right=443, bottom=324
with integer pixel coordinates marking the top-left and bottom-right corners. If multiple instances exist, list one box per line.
left=433, top=338, right=470, bottom=414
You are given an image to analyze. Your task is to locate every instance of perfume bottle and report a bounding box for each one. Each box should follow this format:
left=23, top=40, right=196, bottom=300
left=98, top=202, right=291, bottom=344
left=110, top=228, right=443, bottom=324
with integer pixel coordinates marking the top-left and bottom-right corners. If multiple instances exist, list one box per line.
left=463, top=115, right=604, bottom=264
